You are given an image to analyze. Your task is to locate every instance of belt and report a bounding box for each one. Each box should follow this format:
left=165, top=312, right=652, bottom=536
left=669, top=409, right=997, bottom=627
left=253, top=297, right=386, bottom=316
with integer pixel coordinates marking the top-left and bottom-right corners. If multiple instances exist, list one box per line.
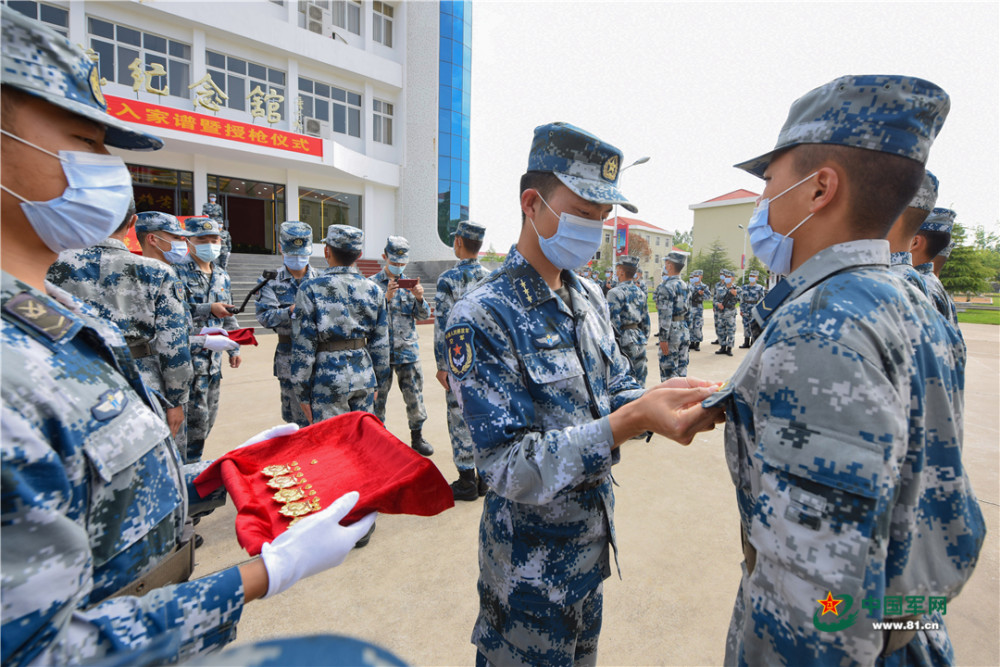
left=317, top=338, right=367, bottom=352
left=621, top=323, right=640, bottom=331
left=104, top=539, right=195, bottom=601
left=126, top=339, right=153, bottom=359
left=573, top=476, right=607, bottom=493
left=672, top=315, right=686, bottom=322
left=277, top=334, right=292, bottom=344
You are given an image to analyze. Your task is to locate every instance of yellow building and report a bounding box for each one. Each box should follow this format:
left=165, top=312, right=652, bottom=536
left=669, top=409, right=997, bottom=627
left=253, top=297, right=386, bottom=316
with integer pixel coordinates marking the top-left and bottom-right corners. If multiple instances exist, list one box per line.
left=689, top=189, right=758, bottom=279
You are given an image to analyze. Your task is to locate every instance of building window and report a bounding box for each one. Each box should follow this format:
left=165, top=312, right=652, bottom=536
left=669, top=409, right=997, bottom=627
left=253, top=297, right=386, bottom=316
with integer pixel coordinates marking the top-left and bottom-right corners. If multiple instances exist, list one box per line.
left=128, top=166, right=194, bottom=216
left=206, top=50, right=285, bottom=118
left=655, top=236, right=661, bottom=246
left=88, top=17, right=190, bottom=97
left=373, top=99, right=393, bottom=145
left=298, top=187, right=361, bottom=242
left=4, top=1, right=68, bottom=35
left=372, top=1, right=393, bottom=47
left=298, top=77, right=361, bottom=138
left=299, top=1, right=360, bottom=36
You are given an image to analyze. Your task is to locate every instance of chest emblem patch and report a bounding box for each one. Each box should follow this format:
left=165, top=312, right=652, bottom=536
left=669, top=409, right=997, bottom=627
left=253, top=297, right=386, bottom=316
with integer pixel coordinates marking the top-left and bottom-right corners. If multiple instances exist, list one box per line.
left=92, top=388, right=129, bottom=421
left=445, top=325, right=475, bottom=380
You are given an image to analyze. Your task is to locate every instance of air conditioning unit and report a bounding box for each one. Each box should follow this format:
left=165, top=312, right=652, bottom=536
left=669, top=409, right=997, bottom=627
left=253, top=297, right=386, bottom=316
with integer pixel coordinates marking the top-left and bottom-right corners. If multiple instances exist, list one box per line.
left=307, top=6, right=331, bottom=35
left=304, top=117, right=330, bottom=138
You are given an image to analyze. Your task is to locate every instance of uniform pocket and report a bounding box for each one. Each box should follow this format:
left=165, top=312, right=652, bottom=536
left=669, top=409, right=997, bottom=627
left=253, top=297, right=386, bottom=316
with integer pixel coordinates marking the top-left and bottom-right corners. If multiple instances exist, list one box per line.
left=522, top=347, right=584, bottom=385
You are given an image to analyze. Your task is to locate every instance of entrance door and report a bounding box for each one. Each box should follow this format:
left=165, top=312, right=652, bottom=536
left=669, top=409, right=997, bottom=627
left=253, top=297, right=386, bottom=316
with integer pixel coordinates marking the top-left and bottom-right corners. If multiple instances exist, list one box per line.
left=226, top=196, right=268, bottom=250
left=207, top=175, right=285, bottom=254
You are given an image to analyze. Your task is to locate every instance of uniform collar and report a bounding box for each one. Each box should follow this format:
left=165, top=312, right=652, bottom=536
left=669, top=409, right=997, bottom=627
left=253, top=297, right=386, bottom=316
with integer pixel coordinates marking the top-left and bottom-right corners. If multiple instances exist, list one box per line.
left=95, top=237, right=130, bottom=252
left=890, top=250, right=913, bottom=266
left=914, top=262, right=933, bottom=275
left=324, top=265, right=358, bottom=275
left=503, top=245, right=581, bottom=314
left=457, top=257, right=480, bottom=266
left=278, top=265, right=318, bottom=281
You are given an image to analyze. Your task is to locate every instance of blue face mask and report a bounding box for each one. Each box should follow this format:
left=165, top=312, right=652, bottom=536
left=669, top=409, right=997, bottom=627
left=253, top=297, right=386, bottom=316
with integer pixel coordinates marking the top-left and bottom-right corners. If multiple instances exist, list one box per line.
left=192, top=242, right=222, bottom=263
left=0, top=130, right=133, bottom=254
left=747, top=171, right=818, bottom=276
left=529, top=192, right=605, bottom=270
left=152, top=235, right=189, bottom=264
left=385, top=263, right=404, bottom=277
left=285, top=255, right=310, bottom=271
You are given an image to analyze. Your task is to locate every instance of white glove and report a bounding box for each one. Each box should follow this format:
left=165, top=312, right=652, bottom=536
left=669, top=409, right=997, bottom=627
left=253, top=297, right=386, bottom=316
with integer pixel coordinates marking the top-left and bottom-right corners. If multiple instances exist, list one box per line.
left=260, top=491, right=377, bottom=598
left=237, top=423, right=299, bottom=450
left=203, top=334, right=238, bottom=352
left=199, top=326, right=228, bottom=336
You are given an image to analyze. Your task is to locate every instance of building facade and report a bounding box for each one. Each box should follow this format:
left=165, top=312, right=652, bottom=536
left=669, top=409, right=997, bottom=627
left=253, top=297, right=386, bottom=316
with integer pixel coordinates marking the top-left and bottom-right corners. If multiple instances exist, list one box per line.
left=688, top=189, right=758, bottom=279
left=597, top=216, right=673, bottom=285
left=7, top=0, right=468, bottom=261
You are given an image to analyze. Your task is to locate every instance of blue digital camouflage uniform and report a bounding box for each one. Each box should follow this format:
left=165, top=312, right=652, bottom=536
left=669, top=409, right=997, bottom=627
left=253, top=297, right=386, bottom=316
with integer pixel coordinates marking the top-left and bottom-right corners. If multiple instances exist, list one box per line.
left=173, top=223, right=239, bottom=463
left=889, top=171, right=937, bottom=298
left=290, top=225, right=390, bottom=422
left=917, top=208, right=959, bottom=326
left=738, top=275, right=765, bottom=341
left=713, top=271, right=739, bottom=348
left=446, top=247, right=645, bottom=665
left=1, top=272, right=243, bottom=667
left=654, top=273, right=689, bottom=379
left=435, top=253, right=490, bottom=474
left=607, top=275, right=650, bottom=386
left=371, top=238, right=431, bottom=432
left=687, top=271, right=708, bottom=345
left=890, top=251, right=929, bottom=296
left=46, top=238, right=193, bottom=415
left=202, top=200, right=231, bottom=270
left=705, top=241, right=985, bottom=666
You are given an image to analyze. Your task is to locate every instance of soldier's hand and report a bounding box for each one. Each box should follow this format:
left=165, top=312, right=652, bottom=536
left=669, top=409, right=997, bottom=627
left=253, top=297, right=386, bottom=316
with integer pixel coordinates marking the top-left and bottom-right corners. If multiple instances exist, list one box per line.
left=229, top=354, right=242, bottom=369
left=609, top=379, right=721, bottom=446
left=237, top=423, right=300, bottom=449
left=211, top=302, right=235, bottom=318
left=659, top=341, right=670, bottom=355
left=204, top=334, right=238, bottom=352
left=411, top=278, right=424, bottom=301
left=436, top=369, right=449, bottom=390
left=165, top=405, right=184, bottom=437
left=385, top=280, right=398, bottom=301
left=300, top=403, right=313, bottom=424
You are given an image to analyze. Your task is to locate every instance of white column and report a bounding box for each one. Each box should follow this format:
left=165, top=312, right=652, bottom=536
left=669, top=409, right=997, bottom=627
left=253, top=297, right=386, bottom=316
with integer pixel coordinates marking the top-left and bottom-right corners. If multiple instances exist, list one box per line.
left=193, top=153, right=208, bottom=215
left=67, top=2, right=85, bottom=45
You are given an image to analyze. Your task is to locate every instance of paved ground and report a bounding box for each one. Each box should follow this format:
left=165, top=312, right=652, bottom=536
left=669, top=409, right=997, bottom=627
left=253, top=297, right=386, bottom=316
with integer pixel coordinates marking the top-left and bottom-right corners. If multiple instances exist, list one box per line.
left=193, top=310, right=999, bottom=665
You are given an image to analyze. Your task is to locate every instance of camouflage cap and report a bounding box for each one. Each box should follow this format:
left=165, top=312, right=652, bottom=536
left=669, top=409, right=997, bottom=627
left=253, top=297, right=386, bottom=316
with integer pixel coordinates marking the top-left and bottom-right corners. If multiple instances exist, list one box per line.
left=908, top=170, right=940, bottom=212
left=280, top=221, right=313, bottom=256
left=1, top=7, right=163, bottom=151
left=749, top=270, right=760, bottom=278
left=451, top=220, right=486, bottom=242
left=691, top=269, right=703, bottom=277
left=722, top=269, right=735, bottom=278
left=325, top=224, right=363, bottom=252
left=735, top=75, right=949, bottom=178
left=135, top=211, right=189, bottom=236
left=528, top=122, right=638, bottom=213
left=665, top=250, right=688, bottom=267
left=619, top=255, right=640, bottom=268
left=938, top=240, right=955, bottom=258
left=384, top=235, right=409, bottom=263
left=920, top=207, right=955, bottom=234
left=184, top=216, right=222, bottom=237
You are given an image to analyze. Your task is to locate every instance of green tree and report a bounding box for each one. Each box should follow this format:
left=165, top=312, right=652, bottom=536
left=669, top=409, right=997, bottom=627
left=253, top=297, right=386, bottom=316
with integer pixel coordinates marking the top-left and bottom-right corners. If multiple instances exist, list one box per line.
left=672, top=229, right=692, bottom=252
left=689, top=238, right=736, bottom=282
left=972, top=225, right=1000, bottom=284
left=941, top=223, right=991, bottom=296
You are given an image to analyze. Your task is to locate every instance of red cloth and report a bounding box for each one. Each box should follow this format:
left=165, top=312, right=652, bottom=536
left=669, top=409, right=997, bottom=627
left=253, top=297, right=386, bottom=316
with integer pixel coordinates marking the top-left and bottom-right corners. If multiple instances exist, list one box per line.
left=194, top=412, right=454, bottom=555
left=226, top=327, right=258, bottom=346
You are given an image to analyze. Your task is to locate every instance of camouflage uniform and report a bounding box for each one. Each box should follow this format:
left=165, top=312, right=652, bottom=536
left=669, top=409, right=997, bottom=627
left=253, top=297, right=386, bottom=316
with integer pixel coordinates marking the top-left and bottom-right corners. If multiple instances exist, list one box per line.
left=255, top=223, right=317, bottom=427
left=889, top=171, right=938, bottom=298
left=446, top=123, right=643, bottom=665
left=890, top=251, right=928, bottom=296
left=202, top=200, right=231, bottom=270
left=607, top=256, right=650, bottom=386
left=434, top=223, right=490, bottom=475
left=372, top=237, right=431, bottom=433
left=737, top=273, right=765, bottom=344
left=687, top=270, right=707, bottom=347
left=713, top=270, right=739, bottom=350
left=173, top=218, right=239, bottom=462
left=46, top=238, right=193, bottom=417
left=916, top=208, right=959, bottom=326
left=716, top=74, right=984, bottom=666
left=291, top=225, right=390, bottom=422
left=654, top=270, right=689, bottom=380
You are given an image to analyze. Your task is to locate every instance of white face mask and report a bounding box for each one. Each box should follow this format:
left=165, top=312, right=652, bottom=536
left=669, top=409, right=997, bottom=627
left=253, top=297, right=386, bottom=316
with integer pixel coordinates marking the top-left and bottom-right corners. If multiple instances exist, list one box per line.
left=152, top=235, right=189, bottom=264
left=529, top=191, right=604, bottom=270
left=747, top=171, right=818, bottom=276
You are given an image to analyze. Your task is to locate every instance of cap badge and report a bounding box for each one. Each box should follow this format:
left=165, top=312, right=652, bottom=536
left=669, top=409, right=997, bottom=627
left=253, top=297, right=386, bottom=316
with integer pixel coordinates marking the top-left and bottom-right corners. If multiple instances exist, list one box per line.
left=89, top=65, right=106, bottom=108
left=293, top=239, right=303, bottom=246
left=602, top=155, right=619, bottom=182
left=202, top=221, right=212, bottom=230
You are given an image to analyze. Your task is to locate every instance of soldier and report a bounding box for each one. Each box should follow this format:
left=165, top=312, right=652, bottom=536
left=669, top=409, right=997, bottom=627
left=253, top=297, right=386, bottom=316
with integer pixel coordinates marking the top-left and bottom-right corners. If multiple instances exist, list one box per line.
left=173, top=216, right=240, bottom=463
left=434, top=219, right=490, bottom=501
left=255, top=221, right=318, bottom=428
left=0, top=9, right=373, bottom=665
left=709, top=271, right=725, bottom=344
left=445, top=122, right=720, bottom=666
left=886, top=170, right=939, bottom=296
left=933, top=240, right=954, bottom=277
left=712, top=268, right=738, bottom=355
left=913, top=207, right=959, bottom=325
left=202, top=193, right=231, bottom=270
left=607, top=255, right=651, bottom=386
left=46, top=200, right=193, bottom=442
left=291, top=224, right=389, bottom=424
left=687, top=269, right=707, bottom=351
left=654, top=250, right=690, bottom=380
left=372, top=236, right=434, bottom=456
left=705, top=74, right=984, bottom=665
left=736, top=270, right=765, bottom=348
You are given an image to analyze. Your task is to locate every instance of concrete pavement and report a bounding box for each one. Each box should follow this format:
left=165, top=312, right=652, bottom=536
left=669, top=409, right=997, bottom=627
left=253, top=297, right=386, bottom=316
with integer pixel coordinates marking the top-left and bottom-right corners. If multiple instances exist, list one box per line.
left=193, top=310, right=999, bottom=665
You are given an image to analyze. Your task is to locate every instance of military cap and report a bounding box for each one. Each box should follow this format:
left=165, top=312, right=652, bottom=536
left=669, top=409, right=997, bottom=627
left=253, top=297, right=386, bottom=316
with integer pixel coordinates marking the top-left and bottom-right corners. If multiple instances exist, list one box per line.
left=665, top=250, right=688, bottom=267
left=1, top=7, right=163, bottom=151
left=326, top=224, right=363, bottom=252
left=184, top=216, right=222, bottom=237
left=938, top=241, right=955, bottom=258
left=619, top=255, right=640, bottom=268
left=920, top=207, right=955, bottom=234
left=908, top=170, right=940, bottom=212
left=280, top=221, right=313, bottom=256
left=735, top=75, right=950, bottom=178
left=135, top=211, right=189, bottom=236
left=528, top=122, right=638, bottom=213
left=722, top=269, right=735, bottom=278
left=748, top=270, right=759, bottom=278
left=384, top=235, right=410, bottom=263
left=452, top=220, right=486, bottom=242
left=691, top=269, right=703, bottom=277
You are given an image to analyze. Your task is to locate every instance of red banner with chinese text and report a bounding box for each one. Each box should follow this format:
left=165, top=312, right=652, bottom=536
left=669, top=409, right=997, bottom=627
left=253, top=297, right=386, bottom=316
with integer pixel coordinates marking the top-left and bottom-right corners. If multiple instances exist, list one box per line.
left=105, top=95, right=323, bottom=157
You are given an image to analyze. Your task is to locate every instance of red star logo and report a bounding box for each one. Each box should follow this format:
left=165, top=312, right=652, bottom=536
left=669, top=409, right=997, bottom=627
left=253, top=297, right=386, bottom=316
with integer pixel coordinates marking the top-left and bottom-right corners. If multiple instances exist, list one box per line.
left=453, top=344, right=461, bottom=355
left=817, top=591, right=843, bottom=616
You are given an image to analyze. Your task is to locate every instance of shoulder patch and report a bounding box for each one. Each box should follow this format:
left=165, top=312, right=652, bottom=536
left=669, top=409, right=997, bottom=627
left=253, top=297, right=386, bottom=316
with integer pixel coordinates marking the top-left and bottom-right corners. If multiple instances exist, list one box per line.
left=445, top=325, right=476, bottom=380
left=172, top=280, right=185, bottom=303
left=2, top=292, right=74, bottom=341
left=92, top=388, right=129, bottom=421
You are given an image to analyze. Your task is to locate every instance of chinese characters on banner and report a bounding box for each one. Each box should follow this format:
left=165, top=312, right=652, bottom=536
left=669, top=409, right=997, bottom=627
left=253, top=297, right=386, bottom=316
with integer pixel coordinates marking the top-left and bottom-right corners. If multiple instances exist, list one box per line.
left=105, top=95, right=323, bottom=157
